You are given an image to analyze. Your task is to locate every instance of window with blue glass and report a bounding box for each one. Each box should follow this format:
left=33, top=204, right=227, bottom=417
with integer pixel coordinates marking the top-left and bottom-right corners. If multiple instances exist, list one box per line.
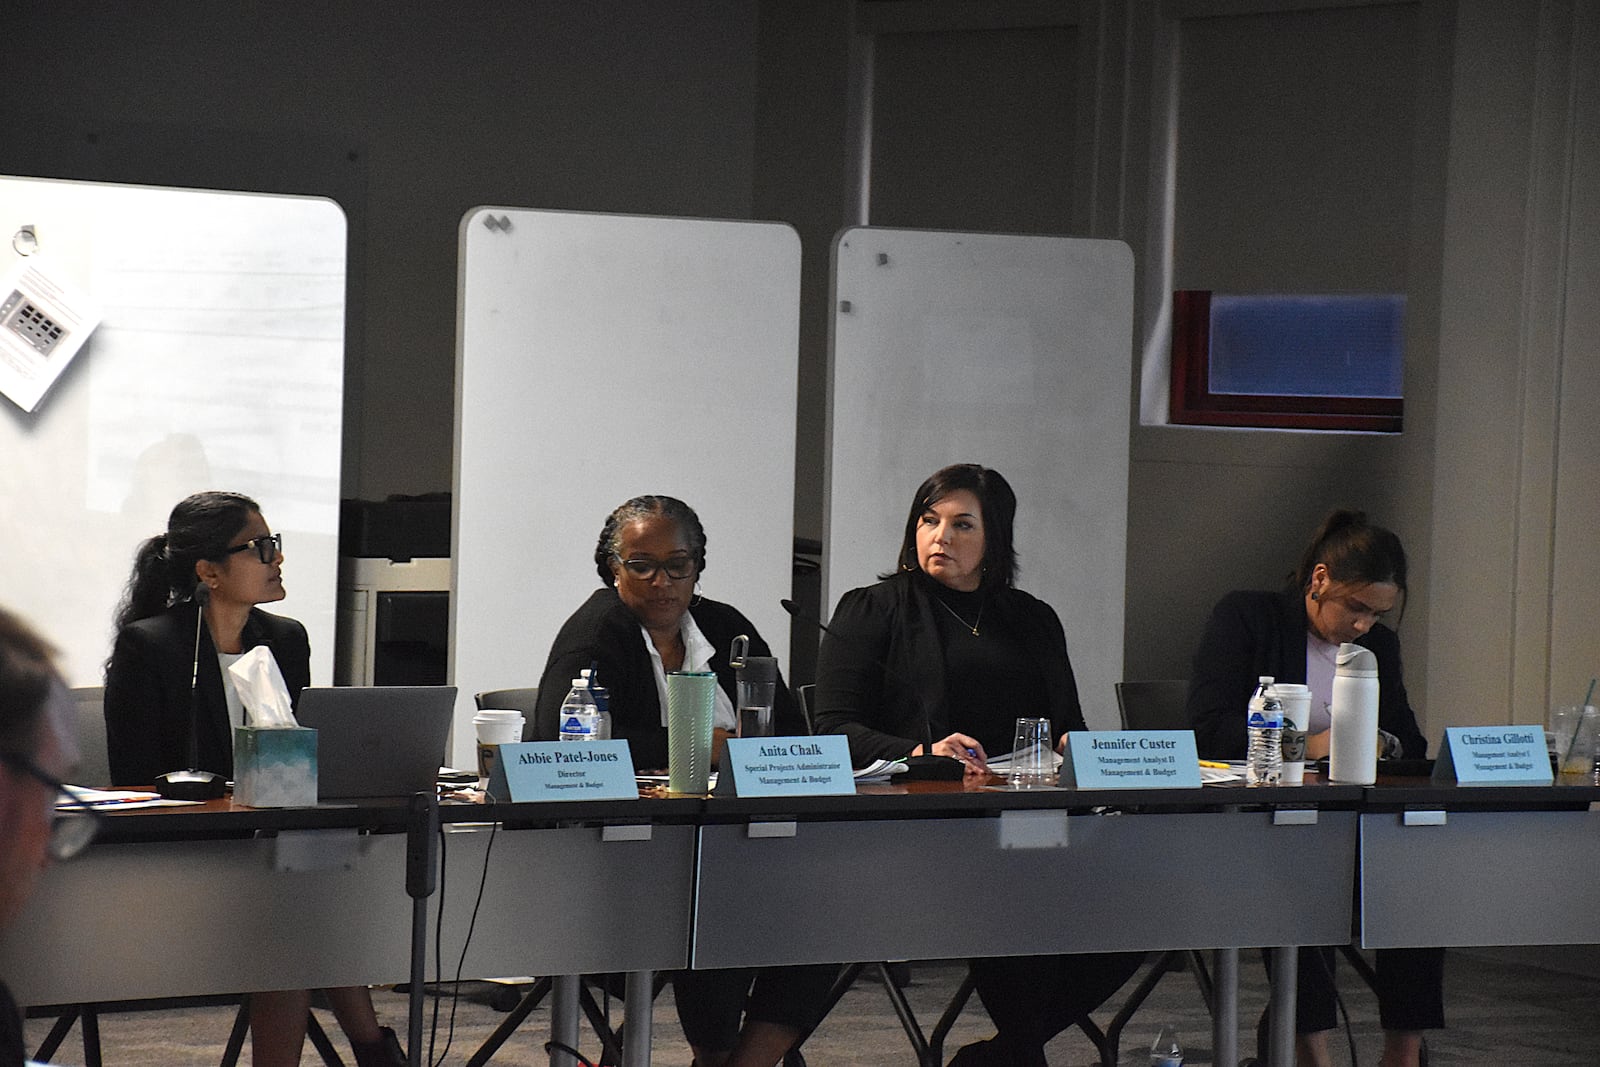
left=1170, top=291, right=1404, bottom=431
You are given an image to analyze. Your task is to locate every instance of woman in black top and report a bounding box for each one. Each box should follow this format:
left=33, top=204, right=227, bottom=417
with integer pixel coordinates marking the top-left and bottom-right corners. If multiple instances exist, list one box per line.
left=1187, top=510, right=1440, bottom=1067
left=815, top=464, right=1141, bottom=1067
left=536, top=494, right=828, bottom=1067
left=104, top=492, right=404, bottom=1067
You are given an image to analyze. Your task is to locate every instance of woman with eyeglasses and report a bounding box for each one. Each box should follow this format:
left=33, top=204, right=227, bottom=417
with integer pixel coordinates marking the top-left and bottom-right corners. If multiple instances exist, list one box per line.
left=1186, top=509, right=1439, bottom=1067
left=812, top=463, right=1143, bottom=1067
left=103, top=491, right=406, bottom=1067
left=534, top=494, right=828, bottom=1067
left=534, top=493, right=808, bottom=767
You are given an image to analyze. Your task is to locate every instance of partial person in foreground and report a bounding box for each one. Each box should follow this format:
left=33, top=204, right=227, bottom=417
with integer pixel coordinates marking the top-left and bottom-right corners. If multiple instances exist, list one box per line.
left=0, top=607, right=85, bottom=1067
left=103, top=491, right=405, bottom=1067
left=812, top=463, right=1143, bottom=1067
left=534, top=493, right=828, bottom=1067
left=1187, top=508, right=1440, bottom=1067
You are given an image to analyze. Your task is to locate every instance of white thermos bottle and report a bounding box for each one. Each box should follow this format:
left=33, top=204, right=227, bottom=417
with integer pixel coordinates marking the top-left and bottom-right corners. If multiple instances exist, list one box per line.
left=1329, top=643, right=1380, bottom=784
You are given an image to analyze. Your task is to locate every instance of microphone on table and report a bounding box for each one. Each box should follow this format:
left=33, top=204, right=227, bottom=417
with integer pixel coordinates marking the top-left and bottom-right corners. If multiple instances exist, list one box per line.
left=155, top=583, right=228, bottom=801
left=781, top=598, right=964, bottom=781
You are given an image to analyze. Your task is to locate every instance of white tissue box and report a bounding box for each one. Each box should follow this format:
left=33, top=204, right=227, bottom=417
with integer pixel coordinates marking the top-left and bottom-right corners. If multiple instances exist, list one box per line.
left=234, top=726, right=318, bottom=807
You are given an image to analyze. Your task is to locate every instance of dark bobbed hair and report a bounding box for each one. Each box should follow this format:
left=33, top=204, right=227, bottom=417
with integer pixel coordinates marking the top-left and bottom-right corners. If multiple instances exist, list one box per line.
left=889, top=464, right=1019, bottom=590
left=1293, top=509, right=1408, bottom=603
left=0, top=605, right=61, bottom=759
left=113, top=491, right=261, bottom=633
left=593, top=495, right=708, bottom=587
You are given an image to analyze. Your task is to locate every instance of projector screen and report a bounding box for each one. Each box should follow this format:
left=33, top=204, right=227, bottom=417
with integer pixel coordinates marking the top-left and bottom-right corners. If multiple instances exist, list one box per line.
left=0, top=176, right=346, bottom=688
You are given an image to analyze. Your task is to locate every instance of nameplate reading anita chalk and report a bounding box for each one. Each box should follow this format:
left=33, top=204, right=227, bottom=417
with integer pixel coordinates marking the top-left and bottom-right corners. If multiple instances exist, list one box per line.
left=716, top=735, right=855, bottom=797
left=487, top=740, right=640, bottom=802
left=1060, top=730, right=1202, bottom=789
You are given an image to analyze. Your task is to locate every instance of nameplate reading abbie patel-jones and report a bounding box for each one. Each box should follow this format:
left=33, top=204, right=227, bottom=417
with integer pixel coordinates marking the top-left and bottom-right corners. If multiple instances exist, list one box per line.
left=487, top=740, right=640, bottom=802
left=716, top=735, right=855, bottom=797
left=1061, top=731, right=1202, bottom=789
left=1432, top=726, right=1552, bottom=785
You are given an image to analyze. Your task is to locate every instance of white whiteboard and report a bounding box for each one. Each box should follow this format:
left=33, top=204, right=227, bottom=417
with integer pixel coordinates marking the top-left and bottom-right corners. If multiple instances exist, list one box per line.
left=0, top=176, right=345, bottom=687
left=826, top=228, right=1133, bottom=727
left=453, top=208, right=799, bottom=763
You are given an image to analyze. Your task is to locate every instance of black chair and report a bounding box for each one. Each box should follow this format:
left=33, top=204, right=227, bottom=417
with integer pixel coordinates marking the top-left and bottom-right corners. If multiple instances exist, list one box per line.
left=473, top=687, right=540, bottom=739
left=794, top=683, right=817, bottom=734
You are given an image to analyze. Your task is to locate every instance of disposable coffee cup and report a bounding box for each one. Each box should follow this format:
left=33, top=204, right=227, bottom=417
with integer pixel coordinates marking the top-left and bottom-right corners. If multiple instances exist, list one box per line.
left=473, top=709, right=525, bottom=789
left=1272, top=684, right=1312, bottom=785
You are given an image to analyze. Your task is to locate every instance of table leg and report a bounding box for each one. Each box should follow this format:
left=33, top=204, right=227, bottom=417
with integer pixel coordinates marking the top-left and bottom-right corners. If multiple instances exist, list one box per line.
left=551, top=974, right=581, bottom=1067
left=1266, top=946, right=1298, bottom=1067
left=622, top=970, right=654, bottom=1067
left=1213, top=947, right=1238, bottom=1067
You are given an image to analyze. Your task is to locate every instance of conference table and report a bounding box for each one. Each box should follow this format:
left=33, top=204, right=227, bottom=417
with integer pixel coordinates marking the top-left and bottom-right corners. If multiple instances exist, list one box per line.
left=7, top=771, right=1598, bottom=1067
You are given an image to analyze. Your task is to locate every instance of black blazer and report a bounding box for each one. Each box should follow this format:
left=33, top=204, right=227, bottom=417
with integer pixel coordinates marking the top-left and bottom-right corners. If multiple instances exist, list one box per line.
left=813, top=572, right=1087, bottom=765
left=104, top=601, right=311, bottom=785
left=1185, top=587, right=1427, bottom=760
left=533, top=587, right=802, bottom=770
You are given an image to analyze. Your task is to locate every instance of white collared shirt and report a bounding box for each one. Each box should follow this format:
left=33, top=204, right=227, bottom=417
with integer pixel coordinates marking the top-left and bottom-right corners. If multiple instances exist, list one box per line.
left=640, top=612, right=737, bottom=730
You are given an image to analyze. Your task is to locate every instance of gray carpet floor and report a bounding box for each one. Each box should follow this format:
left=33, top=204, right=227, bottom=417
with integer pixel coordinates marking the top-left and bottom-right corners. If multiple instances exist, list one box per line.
left=24, top=950, right=1600, bottom=1065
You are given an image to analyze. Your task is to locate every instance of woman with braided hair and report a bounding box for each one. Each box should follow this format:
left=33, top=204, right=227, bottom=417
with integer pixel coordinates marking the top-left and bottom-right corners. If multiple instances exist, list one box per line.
left=535, top=494, right=829, bottom=1067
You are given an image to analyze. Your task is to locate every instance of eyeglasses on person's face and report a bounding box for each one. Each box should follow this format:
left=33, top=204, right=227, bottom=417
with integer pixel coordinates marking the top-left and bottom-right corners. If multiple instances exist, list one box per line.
left=614, top=555, right=696, bottom=582
left=0, top=751, right=103, bottom=861
left=225, top=532, right=282, bottom=564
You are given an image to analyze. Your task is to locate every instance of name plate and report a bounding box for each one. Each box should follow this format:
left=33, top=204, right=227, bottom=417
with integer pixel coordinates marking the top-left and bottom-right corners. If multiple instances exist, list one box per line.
left=487, top=740, right=639, bottom=802
left=715, top=735, right=855, bottom=797
left=1060, top=730, right=1202, bottom=789
left=1432, top=726, right=1551, bottom=785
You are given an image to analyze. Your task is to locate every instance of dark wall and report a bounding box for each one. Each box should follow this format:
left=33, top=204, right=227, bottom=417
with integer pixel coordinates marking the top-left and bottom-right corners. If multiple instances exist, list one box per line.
left=5, top=1, right=763, bottom=498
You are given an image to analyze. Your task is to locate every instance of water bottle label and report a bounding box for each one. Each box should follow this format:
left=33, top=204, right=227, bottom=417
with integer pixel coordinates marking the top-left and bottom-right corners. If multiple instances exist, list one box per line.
left=1247, top=710, right=1283, bottom=728
left=559, top=714, right=593, bottom=736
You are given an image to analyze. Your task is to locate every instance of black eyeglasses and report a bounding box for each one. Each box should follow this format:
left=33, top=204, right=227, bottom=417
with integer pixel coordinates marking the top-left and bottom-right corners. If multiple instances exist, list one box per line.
left=225, top=533, right=282, bottom=564
left=615, top=555, right=696, bottom=582
left=0, top=752, right=103, bottom=861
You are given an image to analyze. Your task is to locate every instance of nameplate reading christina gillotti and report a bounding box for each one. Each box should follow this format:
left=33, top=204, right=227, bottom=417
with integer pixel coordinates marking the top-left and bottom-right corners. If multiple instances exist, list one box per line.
left=715, top=735, right=855, bottom=797
left=1432, top=726, right=1552, bottom=786
left=486, top=740, right=640, bottom=802
left=1059, top=731, right=1202, bottom=789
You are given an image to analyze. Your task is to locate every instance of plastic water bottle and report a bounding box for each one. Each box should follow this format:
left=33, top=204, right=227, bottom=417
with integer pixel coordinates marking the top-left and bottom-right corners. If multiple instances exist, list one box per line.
left=1246, top=676, right=1283, bottom=786
left=580, top=668, right=612, bottom=741
left=557, top=676, right=600, bottom=741
left=1150, top=1023, right=1183, bottom=1066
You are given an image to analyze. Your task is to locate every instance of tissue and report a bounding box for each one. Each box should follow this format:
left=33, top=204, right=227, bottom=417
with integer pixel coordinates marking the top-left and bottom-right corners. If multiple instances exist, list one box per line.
left=228, top=646, right=317, bottom=807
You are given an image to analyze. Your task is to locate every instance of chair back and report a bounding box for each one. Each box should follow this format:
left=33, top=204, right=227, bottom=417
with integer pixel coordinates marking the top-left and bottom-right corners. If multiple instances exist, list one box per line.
left=474, top=687, right=539, bottom=740
left=1114, top=680, right=1190, bottom=731
left=795, top=683, right=817, bottom=734
left=72, top=686, right=112, bottom=787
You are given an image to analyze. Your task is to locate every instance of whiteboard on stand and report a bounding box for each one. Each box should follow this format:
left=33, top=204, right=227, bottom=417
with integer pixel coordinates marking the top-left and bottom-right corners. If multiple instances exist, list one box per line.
left=825, top=228, right=1133, bottom=728
left=453, top=208, right=799, bottom=765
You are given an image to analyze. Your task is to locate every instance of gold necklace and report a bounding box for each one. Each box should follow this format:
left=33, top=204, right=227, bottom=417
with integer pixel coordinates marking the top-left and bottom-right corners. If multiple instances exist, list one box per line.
left=935, top=596, right=984, bottom=636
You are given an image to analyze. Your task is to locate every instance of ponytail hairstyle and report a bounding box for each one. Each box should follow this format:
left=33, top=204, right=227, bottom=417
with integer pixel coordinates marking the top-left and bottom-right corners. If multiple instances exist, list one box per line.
left=593, top=495, right=708, bottom=586
left=113, top=491, right=260, bottom=632
left=1292, top=509, right=1408, bottom=614
left=888, top=463, right=1019, bottom=591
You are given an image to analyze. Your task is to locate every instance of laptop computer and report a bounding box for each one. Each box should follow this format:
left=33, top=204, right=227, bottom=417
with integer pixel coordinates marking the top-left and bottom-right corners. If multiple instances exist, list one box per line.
left=294, top=686, right=456, bottom=799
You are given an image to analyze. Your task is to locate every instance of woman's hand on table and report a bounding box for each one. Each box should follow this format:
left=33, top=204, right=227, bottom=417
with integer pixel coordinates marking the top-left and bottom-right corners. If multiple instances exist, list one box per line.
left=1306, top=729, right=1331, bottom=760
left=917, top=733, right=990, bottom=774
